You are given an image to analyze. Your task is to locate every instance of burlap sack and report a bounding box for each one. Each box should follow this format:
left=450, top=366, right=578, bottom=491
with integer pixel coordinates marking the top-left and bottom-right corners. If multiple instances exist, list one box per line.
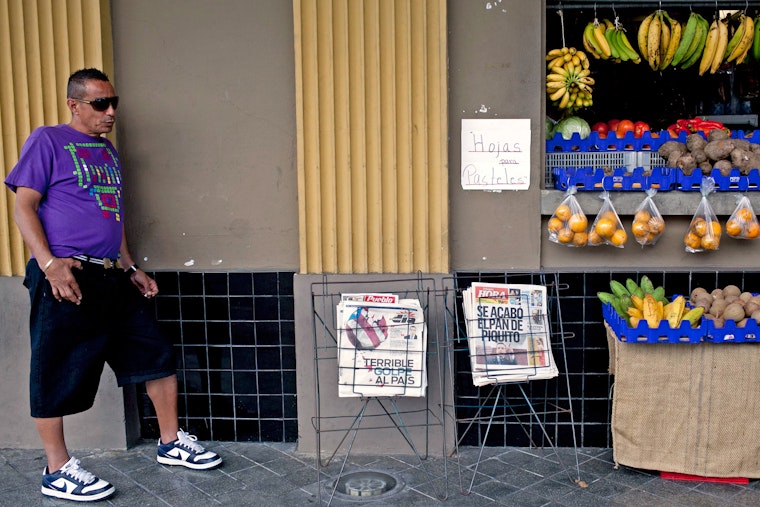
left=606, top=322, right=760, bottom=478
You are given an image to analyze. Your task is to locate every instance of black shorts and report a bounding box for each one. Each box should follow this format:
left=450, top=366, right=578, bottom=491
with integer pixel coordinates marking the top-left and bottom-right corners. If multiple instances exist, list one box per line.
left=24, top=259, right=176, bottom=418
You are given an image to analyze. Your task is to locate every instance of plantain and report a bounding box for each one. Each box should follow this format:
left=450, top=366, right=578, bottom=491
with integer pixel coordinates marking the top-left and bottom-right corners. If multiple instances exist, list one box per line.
left=647, top=10, right=663, bottom=70
left=754, top=16, right=760, bottom=61
left=583, top=22, right=605, bottom=59
left=728, top=15, right=754, bottom=63
left=664, top=295, right=686, bottom=328
left=643, top=294, right=660, bottom=328
left=659, top=12, right=672, bottom=67
left=630, top=294, right=645, bottom=312
left=699, top=18, right=720, bottom=76
left=639, top=275, right=655, bottom=295
left=681, top=306, right=705, bottom=327
left=638, top=12, right=655, bottom=58
left=605, top=28, right=623, bottom=60
left=627, top=307, right=644, bottom=320
left=682, top=15, right=709, bottom=69
left=709, top=18, right=730, bottom=73
left=660, top=15, right=681, bottom=69
left=672, top=12, right=699, bottom=66
left=618, top=28, right=641, bottom=63
left=610, top=280, right=630, bottom=298
left=724, top=14, right=747, bottom=61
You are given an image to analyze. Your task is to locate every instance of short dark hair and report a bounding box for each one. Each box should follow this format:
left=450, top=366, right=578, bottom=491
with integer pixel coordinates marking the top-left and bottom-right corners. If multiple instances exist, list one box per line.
left=67, top=68, right=110, bottom=99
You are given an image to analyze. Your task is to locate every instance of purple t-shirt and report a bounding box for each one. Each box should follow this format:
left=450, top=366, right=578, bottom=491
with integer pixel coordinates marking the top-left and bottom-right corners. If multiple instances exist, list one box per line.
left=5, top=124, right=123, bottom=259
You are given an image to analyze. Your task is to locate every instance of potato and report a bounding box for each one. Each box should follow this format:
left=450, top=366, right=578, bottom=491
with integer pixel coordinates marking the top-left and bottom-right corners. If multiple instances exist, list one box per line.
left=723, top=285, right=742, bottom=298
left=723, top=302, right=746, bottom=322
left=704, top=139, right=736, bottom=161
left=707, top=129, right=730, bottom=142
left=713, top=159, right=733, bottom=176
left=686, top=133, right=707, bottom=152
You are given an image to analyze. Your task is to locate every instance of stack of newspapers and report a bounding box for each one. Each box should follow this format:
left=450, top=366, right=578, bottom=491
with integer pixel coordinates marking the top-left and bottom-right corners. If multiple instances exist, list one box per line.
left=336, top=293, right=427, bottom=397
left=462, top=282, right=558, bottom=386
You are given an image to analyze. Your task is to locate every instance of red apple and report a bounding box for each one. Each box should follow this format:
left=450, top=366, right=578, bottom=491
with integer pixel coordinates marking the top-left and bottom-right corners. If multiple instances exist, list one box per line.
left=634, top=121, right=651, bottom=138
left=591, top=122, right=609, bottom=138
left=607, top=119, right=620, bottom=133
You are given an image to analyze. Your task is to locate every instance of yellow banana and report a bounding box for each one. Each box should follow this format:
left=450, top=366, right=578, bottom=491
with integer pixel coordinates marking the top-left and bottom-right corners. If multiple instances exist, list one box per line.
left=550, top=66, right=569, bottom=77
left=546, top=81, right=566, bottom=91
left=638, top=12, right=655, bottom=57
left=647, top=11, right=662, bottom=70
left=660, top=17, right=681, bottom=69
left=547, top=55, right=566, bottom=69
left=546, top=48, right=565, bottom=59
left=558, top=89, right=571, bottom=109
left=578, top=76, right=595, bottom=86
left=710, top=18, right=729, bottom=73
left=699, top=18, right=719, bottom=76
left=583, top=22, right=604, bottom=58
left=593, top=20, right=612, bottom=58
left=549, top=86, right=568, bottom=102
left=630, top=294, right=644, bottom=312
left=627, top=307, right=644, bottom=320
left=546, top=73, right=567, bottom=82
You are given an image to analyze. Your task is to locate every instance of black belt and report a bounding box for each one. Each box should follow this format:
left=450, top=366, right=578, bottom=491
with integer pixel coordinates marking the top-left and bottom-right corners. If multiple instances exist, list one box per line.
left=72, top=254, right=121, bottom=269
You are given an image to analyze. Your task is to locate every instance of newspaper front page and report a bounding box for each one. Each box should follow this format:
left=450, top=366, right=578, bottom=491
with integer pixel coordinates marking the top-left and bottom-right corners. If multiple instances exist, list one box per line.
left=463, top=283, right=558, bottom=386
left=336, top=294, right=427, bottom=397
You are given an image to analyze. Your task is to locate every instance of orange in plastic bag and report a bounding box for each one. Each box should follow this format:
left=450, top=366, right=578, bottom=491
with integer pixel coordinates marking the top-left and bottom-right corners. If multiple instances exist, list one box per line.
left=685, top=177, right=721, bottom=253
left=725, top=195, right=760, bottom=240
left=589, top=191, right=627, bottom=248
left=631, top=189, right=665, bottom=246
left=547, top=186, right=588, bottom=247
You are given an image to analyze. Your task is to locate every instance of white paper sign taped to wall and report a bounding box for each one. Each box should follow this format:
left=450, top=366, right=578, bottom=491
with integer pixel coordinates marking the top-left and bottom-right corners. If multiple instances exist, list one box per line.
left=461, top=118, right=531, bottom=191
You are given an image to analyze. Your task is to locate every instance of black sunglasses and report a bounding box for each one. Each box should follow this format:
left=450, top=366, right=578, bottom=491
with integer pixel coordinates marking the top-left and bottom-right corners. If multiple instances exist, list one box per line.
left=72, top=96, right=119, bottom=112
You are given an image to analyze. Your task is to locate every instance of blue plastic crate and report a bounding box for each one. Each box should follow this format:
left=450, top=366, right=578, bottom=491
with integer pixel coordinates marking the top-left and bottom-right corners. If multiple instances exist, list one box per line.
left=603, top=302, right=706, bottom=344
left=675, top=168, right=750, bottom=192
left=703, top=318, right=760, bottom=343
left=553, top=166, right=675, bottom=192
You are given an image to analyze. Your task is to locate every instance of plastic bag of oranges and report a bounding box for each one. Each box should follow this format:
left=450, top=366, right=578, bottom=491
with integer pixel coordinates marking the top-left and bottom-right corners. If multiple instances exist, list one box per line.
left=725, top=195, right=760, bottom=240
left=588, top=191, right=627, bottom=248
left=684, top=177, right=721, bottom=253
left=547, top=186, right=588, bottom=247
left=631, top=189, right=665, bottom=246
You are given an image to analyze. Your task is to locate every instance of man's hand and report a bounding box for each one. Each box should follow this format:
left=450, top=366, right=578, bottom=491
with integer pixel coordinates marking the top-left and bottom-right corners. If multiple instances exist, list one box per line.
left=43, top=258, right=83, bottom=304
left=129, top=269, right=159, bottom=298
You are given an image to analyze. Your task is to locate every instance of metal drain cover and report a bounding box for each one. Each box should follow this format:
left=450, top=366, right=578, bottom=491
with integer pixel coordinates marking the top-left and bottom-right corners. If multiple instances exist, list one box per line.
left=331, top=470, right=403, bottom=501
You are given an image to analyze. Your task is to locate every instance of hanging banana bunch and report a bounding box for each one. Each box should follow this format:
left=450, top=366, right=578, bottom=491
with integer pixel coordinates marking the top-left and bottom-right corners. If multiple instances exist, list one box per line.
left=638, top=10, right=683, bottom=71
left=546, top=46, right=594, bottom=113
left=582, top=17, right=640, bottom=64
left=723, top=12, right=755, bottom=65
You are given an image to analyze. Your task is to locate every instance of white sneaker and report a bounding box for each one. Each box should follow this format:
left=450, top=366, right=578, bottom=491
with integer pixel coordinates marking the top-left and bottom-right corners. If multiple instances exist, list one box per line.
left=41, top=456, right=115, bottom=502
left=156, top=429, right=222, bottom=470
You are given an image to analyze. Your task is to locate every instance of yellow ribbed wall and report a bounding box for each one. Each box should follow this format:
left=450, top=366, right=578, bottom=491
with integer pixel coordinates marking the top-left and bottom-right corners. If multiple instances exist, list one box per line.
left=0, top=0, right=113, bottom=276
left=293, top=0, right=448, bottom=274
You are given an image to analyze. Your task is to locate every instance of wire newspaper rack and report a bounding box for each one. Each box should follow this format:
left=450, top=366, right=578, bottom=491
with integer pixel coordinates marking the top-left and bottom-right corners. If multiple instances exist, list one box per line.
left=441, top=272, right=585, bottom=494
left=309, top=275, right=450, bottom=505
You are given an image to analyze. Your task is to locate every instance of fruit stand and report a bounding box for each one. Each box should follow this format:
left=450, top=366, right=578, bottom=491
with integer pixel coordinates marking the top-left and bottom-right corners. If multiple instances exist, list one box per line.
left=539, top=0, right=760, bottom=478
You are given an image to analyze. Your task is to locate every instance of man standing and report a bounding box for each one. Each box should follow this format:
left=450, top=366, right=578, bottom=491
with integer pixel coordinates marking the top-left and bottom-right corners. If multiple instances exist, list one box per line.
left=5, top=68, right=221, bottom=502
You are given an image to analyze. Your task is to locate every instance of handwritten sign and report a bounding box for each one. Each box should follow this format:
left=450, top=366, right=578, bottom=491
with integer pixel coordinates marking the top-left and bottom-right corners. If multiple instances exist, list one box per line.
left=461, top=118, right=531, bottom=191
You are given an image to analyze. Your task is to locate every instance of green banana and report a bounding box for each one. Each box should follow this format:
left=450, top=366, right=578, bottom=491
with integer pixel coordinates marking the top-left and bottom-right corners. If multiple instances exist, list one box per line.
left=597, top=291, right=618, bottom=305
left=753, top=15, right=760, bottom=61
left=681, top=15, right=709, bottom=69
left=625, top=278, right=640, bottom=296
left=672, top=12, right=698, bottom=66
left=652, top=286, right=667, bottom=303
left=610, top=280, right=630, bottom=298
left=605, top=27, right=622, bottom=59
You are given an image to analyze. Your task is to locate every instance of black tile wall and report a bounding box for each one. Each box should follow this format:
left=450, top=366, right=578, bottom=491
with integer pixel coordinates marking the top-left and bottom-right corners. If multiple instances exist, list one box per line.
left=138, top=271, right=297, bottom=443
left=139, top=269, right=751, bottom=448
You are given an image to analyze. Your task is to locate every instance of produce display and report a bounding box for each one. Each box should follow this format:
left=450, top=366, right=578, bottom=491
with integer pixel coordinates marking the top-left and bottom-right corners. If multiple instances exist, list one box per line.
left=598, top=276, right=703, bottom=329
left=600, top=277, right=760, bottom=343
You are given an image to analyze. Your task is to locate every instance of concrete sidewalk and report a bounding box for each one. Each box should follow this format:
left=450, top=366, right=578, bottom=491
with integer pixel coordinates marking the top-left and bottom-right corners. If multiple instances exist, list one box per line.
left=2, top=442, right=759, bottom=506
